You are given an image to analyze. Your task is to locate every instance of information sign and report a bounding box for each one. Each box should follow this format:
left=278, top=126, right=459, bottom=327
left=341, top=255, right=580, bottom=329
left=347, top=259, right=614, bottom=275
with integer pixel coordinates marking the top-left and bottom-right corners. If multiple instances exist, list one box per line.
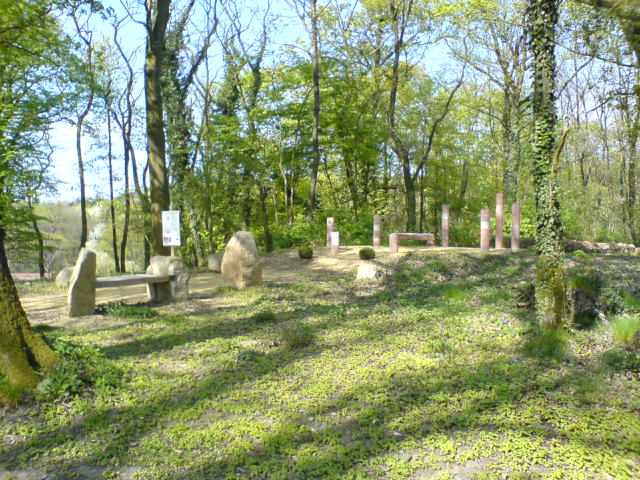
left=162, top=210, right=181, bottom=247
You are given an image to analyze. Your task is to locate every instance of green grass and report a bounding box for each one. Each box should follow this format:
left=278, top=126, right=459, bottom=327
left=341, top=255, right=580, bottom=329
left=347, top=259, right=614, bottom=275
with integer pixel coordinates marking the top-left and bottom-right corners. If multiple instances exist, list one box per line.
left=2, top=250, right=640, bottom=479
left=612, top=315, right=640, bottom=347
left=15, top=279, right=66, bottom=296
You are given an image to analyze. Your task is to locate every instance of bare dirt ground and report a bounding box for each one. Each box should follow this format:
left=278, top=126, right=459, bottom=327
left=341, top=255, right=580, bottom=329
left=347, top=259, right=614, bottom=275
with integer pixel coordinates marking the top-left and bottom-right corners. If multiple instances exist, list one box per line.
left=19, top=246, right=486, bottom=328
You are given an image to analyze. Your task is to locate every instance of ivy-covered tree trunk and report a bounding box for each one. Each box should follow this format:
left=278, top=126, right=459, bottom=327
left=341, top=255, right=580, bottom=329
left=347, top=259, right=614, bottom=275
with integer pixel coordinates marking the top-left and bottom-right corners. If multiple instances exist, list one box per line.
left=527, top=0, right=567, bottom=329
left=0, top=226, right=58, bottom=403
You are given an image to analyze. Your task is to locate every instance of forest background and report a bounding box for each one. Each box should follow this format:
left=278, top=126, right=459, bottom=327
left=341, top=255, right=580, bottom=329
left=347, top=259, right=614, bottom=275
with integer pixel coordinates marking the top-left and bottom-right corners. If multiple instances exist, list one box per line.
left=3, top=0, right=638, bottom=276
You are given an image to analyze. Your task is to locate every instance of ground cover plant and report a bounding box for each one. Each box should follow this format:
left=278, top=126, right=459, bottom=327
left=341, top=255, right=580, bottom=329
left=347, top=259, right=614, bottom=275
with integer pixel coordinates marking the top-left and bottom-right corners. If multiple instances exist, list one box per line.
left=1, top=250, right=639, bottom=479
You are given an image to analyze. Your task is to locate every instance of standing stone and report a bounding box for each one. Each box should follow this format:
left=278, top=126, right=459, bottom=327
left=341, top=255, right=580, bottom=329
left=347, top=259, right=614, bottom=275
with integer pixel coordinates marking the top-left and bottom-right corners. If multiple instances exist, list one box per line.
left=326, top=217, right=335, bottom=247
left=55, top=266, right=74, bottom=286
left=373, top=215, right=382, bottom=247
left=496, top=193, right=504, bottom=249
left=442, top=204, right=450, bottom=247
left=356, top=262, right=387, bottom=284
left=389, top=233, right=399, bottom=253
left=146, top=255, right=190, bottom=301
left=512, top=202, right=521, bottom=251
left=221, top=231, right=262, bottom=288
left=480, top=209, right=490, bottom=252
left=67, top=248, right=97, bottom=317
left=207, top=253, right=223, bottom=272
left=330, top=231, right=340, bottom=254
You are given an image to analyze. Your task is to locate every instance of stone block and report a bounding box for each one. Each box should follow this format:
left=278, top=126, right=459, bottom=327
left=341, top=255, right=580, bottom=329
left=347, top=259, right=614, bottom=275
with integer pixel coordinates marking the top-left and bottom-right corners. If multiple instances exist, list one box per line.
left=146, top=255, right=190, bottom=302
left=221, top=231, right=262, bottom=288
left=67, top=248, right=97, bottom=317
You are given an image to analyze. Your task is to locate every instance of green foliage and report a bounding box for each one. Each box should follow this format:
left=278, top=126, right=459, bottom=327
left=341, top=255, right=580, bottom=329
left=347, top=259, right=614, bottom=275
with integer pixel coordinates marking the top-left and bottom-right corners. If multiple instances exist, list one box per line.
left=612, top=315, right=640, bottom=348
left=34, top=340, right=125, bottom=402
left=600, top=287, right=625, bottom=315
left=298, top=246, right=313, bottom=259
left=522, top=327, right=568, bottom=360
left=251, top=310, right=279, bottom=323
left=602, top=348, right=640, bottom=373
left=280, top=322, right=316, bottom=348
left=358, top=247, right=376, bottom=260
left=105, top=304, right=158, bottom=320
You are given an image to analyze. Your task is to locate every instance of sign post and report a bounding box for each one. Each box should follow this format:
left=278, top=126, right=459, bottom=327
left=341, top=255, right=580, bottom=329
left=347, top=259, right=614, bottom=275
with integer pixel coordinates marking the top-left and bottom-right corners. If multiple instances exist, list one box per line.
left=162, top=210, right=181, bottom=256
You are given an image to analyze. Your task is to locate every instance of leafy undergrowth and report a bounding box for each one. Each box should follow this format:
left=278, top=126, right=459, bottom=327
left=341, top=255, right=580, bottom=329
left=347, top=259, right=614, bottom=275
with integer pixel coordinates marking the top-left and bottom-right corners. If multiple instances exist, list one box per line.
left=2, top=250, right=639, bottom=479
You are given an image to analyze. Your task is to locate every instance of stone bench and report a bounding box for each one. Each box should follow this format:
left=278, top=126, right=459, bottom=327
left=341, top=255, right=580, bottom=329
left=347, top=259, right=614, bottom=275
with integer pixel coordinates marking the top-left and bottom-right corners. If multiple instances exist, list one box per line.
left=389, top=232, right=435, bottom=253
left=67, top=249, right=190, bottom=317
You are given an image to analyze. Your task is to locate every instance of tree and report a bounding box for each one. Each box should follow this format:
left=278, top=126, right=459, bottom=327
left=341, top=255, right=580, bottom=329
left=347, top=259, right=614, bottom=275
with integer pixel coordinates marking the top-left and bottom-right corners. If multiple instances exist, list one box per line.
left=0, top=0, right=63, bottom=403
left=144, top=0, right=171, bottom=255
left=527, top=0, right=567, bottom=328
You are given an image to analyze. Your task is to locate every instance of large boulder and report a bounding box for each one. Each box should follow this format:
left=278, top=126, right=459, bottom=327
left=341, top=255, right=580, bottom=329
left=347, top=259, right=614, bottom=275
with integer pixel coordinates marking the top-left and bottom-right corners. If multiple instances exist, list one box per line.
left=55, top=266, right=74, bottom=286
left=221, top=231, right=262, bottom=288
left=207, top=253, right=223, bottom=272
left=146, top=255, right=190, bottom=302
left=67, top=249, right=97, bottom=317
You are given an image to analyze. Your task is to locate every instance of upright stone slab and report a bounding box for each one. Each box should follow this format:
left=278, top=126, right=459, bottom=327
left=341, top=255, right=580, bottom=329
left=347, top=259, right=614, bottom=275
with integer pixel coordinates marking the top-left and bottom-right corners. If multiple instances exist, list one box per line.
left=442, top=205, right=450, bottom=247
left=512, top=202, right=521, bottom=251
left=67, top=248, right=97, bottom=317
left=56, top=266, right=74, bottom=286
left=207, top=252, right=223, bottom=272
left=330, top=231, right=340, bottom=254
left=389, top=233, right=399, bottom=253
left=326, top=217, right=335, bottom=247
left=496, top=193, right=504, bottom=249
left=373, top=215, right=382, bottom=247
left=146, top=255, right=190, bottom=301
left=221, top=231, right=262, bottom=288
left=480, top=209, right=490, bottom=252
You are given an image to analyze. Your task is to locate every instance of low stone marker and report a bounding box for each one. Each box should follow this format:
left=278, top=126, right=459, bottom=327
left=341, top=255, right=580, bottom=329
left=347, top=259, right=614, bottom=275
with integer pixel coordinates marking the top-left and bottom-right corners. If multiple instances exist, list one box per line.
left=373, top=215, right=381, bottom=247
left=480, top=209, right=490, bottom=252
left=67, top=249, right=97, bottom=317
left=442, top=205, right=450, bottom=247
left=326, top=217, right=334, bottom=247
left=389, top=232, right=435, bottom=253
left=221, top=231, right=262, bottom=288
left=496, top=193, right=504, bottom=249
left=330, top=231, right=340, bottom=254
left=512, top=202, right=521, bottom=251
left=55, top=266, right=74, bottom=286
left=356, top=262, right=387, bottom=284
left=207, top=252, right=223, bottom=272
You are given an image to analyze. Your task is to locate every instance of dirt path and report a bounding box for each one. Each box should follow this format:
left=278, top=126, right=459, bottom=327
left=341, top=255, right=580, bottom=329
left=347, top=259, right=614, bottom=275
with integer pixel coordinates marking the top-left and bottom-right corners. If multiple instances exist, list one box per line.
left=20, top=246, right=482, bottom=323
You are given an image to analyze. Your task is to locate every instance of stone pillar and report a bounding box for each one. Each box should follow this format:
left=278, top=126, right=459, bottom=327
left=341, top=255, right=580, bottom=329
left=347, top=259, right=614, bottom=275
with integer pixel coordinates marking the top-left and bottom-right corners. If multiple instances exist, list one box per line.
left=330, top=231, right=340, bottom=254
left=512, top=202, right=521, bottom=251
left=480, top=209, right=490, bottom=252
left=495, top=193, right=504, bottom=249
left=373, top=215, right=382, bottom=247
left=389, top=233, right=399, bottom=253
left=442, top=204, right=450, bottom=247
left=326, top=217, right=334, bottom=247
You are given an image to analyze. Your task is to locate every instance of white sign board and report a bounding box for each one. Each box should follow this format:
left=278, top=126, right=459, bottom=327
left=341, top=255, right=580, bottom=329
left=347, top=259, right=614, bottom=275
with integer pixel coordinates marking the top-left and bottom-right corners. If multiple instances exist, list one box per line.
left=162, top=210, right=181, bottom=247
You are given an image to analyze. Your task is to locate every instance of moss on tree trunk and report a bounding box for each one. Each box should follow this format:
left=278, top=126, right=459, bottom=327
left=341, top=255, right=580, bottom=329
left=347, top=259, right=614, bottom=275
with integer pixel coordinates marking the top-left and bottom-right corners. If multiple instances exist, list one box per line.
left=0, top=227, right=59, bottom=403
left=527, top=0, right=567, bottom=328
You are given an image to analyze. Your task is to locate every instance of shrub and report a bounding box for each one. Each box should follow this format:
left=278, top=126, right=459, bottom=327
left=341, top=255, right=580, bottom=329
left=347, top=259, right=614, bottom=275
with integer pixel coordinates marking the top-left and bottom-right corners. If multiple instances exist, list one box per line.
left=600, top=287, right=625, bottom=315
left=35, top=340, right=125, bottom=402
left=612, top=315, right=640, bottom=348
left=281, top=323, right=315, bottom=349
left=252, top=310, right=279, bottom=323
left=298, top=246, right=313, bottom=259
left=359, top=247, right=376, bottom=260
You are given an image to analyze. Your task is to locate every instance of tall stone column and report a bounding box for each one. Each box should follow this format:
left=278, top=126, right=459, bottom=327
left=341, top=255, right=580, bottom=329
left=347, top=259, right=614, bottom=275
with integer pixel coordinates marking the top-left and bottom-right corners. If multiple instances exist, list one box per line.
left=512, top=202, right=521, bottom=251
left=480, top=209, right=490, bottom=252
left=389, top=233, right=399, bottom=253
left=326, top=217, right=334, bottom=247
left=330, top=231, right=340, bottom=254
left=373, top=215, right=381, bottom=247
left=442, top=204, right=450, bottom=247
left=496, top=193, right=504, bottom=249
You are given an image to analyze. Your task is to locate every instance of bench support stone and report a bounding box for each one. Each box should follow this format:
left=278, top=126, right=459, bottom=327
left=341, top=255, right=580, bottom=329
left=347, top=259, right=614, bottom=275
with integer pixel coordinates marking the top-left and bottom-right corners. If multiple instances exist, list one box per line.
left=146, top=255, right=190, bottom=302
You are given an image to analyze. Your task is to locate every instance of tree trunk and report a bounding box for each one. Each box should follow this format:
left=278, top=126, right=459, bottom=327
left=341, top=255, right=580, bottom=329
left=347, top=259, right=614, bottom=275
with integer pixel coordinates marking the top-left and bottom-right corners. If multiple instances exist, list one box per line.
left=76, top=90, right=93, bottom=249
left=260, top=185, right=273, bottom=252
left=0, top=226, right=58, bottom=403
left=527, top=0, right=567, bottom=329
left=145, top=0, right=171, bottom=256
left=27, top=198, right=45, bottom=279
left=107, top=109, right=120, bottom=272
left=307, top=0, right=321, bottom=218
